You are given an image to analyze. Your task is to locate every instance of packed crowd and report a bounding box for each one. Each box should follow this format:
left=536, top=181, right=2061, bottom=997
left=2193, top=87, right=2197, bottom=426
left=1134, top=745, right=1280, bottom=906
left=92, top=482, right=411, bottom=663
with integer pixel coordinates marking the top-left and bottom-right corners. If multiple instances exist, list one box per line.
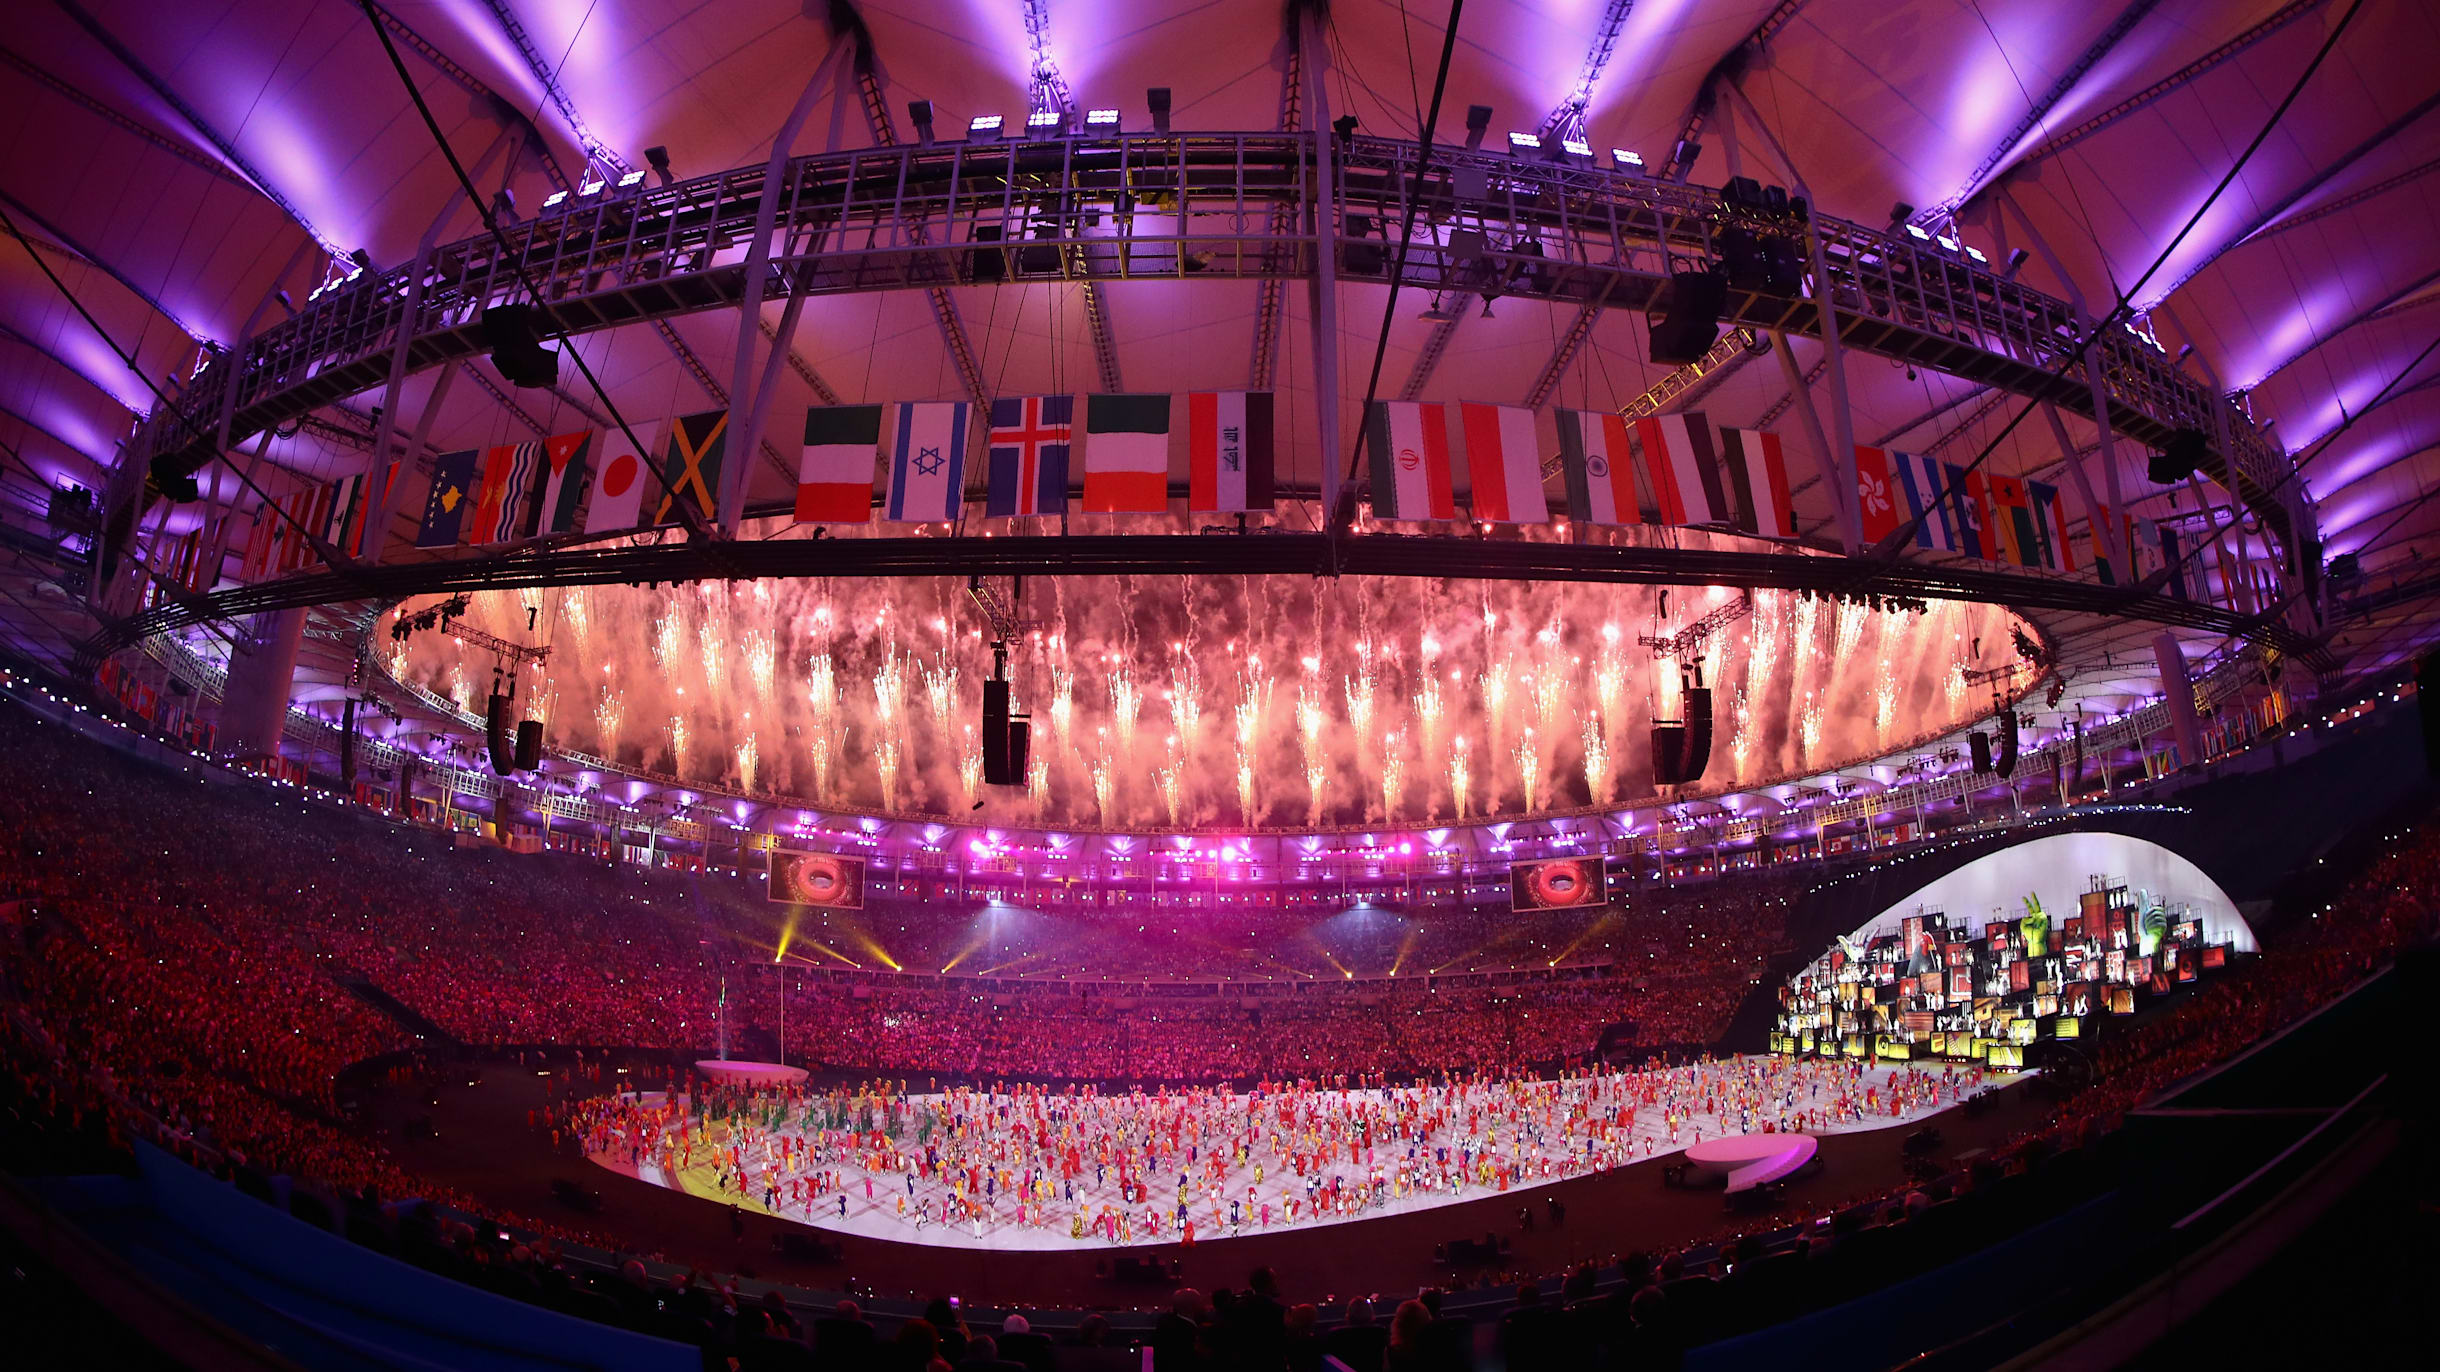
left=566, top=1056, right=1995, bottom=1251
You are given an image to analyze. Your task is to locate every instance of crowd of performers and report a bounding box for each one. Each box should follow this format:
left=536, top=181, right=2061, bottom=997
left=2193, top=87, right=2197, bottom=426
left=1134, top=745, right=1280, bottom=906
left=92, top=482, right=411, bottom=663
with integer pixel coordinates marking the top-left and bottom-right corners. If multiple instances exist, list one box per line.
left=564, top=1056, right=1993, bottom=1247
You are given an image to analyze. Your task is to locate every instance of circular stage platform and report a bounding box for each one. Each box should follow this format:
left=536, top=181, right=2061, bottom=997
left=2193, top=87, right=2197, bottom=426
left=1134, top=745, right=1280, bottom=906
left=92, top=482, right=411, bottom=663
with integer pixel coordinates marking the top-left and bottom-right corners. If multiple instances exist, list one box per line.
left=590, top=1057, right=2001, bottom=1253
left=1683, top=1132, right=1822, bottom=1193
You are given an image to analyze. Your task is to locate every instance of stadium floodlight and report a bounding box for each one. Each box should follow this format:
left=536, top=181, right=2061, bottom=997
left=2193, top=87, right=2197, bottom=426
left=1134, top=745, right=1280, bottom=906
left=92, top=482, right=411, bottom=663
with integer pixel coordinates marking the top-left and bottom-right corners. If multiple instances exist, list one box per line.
left=1507, top=131, right=1541, bottom=155
left=1903, top=223, right=1932, bottom=242
left=644, top=145, right=674, bottom=185
left=908, top=100, right=935, bottom=145
left=1026, top=109, right=1065, bottom=136
left=578, top=177, right=605, bottom=197
left=2004, top=248, right=2030, bottom=279
left=1464, top=105, right=1493, bottom=151
left=1936, top=235, right=1961, bottom=253
left=1559, top=138, right=1593, bottom=160
left=616, top=170, right=646, bottom=189
left=1963, top=244, right=1988, bottom=264
left=1612, top=148, right=1644, bottom=172
left=969, top=114, right=1005, bottom=139
left=1085, top=108, right=1120, bottom=127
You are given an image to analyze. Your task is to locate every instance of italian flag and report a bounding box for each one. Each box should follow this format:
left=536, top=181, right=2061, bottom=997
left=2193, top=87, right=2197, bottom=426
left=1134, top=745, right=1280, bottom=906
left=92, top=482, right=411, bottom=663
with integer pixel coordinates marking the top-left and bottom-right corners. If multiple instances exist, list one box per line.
left=1556, top=408, right=1635, bottom=525
left=1458, top=403, right=1549, bottom=524
left=1083, top=394, right=1172, bottom=512
left=798, top=404, right=882, bottom=522
left=1365, top=400, right=1455, bottom=521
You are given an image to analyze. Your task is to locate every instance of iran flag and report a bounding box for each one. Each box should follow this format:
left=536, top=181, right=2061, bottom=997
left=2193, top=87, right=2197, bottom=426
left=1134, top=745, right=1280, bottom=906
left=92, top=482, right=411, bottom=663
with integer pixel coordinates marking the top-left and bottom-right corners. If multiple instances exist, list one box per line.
left=1458, top=403, right=1549, bottom=524
left=585, top=423, right=656, bottom=534
left=1365, top=400, right=1455, bottom=521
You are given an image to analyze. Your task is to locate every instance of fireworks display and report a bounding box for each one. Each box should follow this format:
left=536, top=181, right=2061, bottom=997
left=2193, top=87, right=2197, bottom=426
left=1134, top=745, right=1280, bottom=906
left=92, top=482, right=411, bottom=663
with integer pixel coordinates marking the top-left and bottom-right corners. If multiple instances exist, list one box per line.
left=393, top=574, right=2024, bottom=828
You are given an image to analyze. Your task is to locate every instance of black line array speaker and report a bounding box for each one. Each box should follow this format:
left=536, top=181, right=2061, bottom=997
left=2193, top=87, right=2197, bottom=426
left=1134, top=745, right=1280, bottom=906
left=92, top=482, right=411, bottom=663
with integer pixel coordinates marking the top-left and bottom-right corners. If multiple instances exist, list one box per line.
left=1996, top=710, right=2019, bottom=778
left=486, top=692, right=516, bottom=774
left=982, top=679, right=1030, bottom=787
left=1647, top=269, right=1727, bottom=364
left=1970, top=730, right=1993, bottom=774
left=515, top=719, right=544, bottom=772
left=1682, top=687, right=1713, bottom=783
left=481, top=304, right=559, bottom=389
left=1650, top=723, right=1690, bottom=786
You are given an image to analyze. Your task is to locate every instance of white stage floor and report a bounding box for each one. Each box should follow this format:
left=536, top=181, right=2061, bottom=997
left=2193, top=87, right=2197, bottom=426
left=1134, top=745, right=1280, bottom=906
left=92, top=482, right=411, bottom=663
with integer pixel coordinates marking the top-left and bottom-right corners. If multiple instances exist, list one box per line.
left=585, top=1056, right=2003, bottom=1253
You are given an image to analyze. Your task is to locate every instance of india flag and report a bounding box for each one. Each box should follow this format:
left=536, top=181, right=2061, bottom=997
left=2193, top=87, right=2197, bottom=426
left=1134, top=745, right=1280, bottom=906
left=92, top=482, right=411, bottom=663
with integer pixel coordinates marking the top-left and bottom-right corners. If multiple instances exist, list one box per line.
left=1083, top=394, right=1172, bottom=512
left=1556, top=408, right=1635, bottom=525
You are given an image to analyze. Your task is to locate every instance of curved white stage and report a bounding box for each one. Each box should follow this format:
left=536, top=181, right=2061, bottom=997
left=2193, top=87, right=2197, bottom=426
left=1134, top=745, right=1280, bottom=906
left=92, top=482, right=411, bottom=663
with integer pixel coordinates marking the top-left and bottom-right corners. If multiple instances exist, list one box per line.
left=1844, top=831, right=2256, bottom=952
left=588, top=1056, right=2001, bottom=1252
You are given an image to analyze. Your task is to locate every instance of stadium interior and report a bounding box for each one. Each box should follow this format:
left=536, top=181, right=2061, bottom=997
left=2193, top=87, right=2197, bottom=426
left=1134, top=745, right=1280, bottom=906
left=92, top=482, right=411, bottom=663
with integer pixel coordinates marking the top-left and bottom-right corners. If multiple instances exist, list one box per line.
left=4, top=2, right=2440, bottom=1369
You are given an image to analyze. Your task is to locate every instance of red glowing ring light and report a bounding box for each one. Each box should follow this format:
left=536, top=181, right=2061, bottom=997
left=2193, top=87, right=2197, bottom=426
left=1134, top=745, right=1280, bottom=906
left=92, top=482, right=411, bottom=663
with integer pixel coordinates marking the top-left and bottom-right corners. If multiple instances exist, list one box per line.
left=1527, top=860, right=1596, bottom=908
left=785, top=853, right=850, bottom=905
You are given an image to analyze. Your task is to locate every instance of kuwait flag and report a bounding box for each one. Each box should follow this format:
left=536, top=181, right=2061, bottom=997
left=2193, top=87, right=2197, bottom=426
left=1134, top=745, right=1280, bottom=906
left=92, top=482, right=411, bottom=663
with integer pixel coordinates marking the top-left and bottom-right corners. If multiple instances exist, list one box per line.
left=986, top=394, right=1072, bottom=517
left=1187, top=391, right=1275, bottom=513
left=798, top=404, right=882, bottom=522
left=417, top=448, right=479, bottom=548
left=1458, top=403, right=1548, bottom=524
left=1083, top=394, right=1172, bottom=512
left=1365, top=400, right=1455, bottom=521
left=2028, top=481, right=2074, bottom=571
left=1555, top=408, right=1635, bottom=524
left=1632, top=413, right=1729, bottom=527
left=886, top=401, right=971, bottom=522
left=528, top=430, right=592, bottom=536
left=585, top=424, right=654, bottom=534
left=1716, top=426, right=1794, bottom=538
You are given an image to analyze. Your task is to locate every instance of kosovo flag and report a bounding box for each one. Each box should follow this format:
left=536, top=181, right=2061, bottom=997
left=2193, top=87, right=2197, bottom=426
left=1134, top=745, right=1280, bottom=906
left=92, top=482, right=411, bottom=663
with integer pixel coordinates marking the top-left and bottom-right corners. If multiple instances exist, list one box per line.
left=416, top=448, right=479, bottom=548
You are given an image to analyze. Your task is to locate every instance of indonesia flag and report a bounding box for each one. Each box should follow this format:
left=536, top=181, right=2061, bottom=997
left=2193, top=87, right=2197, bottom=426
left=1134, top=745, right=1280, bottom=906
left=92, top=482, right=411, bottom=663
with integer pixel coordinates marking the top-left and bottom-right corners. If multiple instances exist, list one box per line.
left=1633, top=413, right=1729, bottom=527
left=1458, top=403, right=1549, bottom=524
left=1082, top=394, right=1172, bottom=512
left=986, top=394, right=1072, bottom=517
left=1365, top=401, right=1455, bottom=521
left=1187, top=391, right=1275, bottom=513
left=1556, top=408, right=1635, bottom=524
left=1715, top=426, right=1794, bottom=539
left=584, top=424, right=655, bottom=534
left=797, top=404, right=882, bottom=522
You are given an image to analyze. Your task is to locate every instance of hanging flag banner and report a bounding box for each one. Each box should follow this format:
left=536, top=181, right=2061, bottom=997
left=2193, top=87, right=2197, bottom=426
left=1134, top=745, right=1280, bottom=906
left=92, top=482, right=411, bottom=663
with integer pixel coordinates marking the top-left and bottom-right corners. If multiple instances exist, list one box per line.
left=1941, top=462, right=1996, bottom=561
left=653, top=410, right=728, bottom=528
left=1187, top=391, right=1275, bottom=514
left=886, top=401, right=971, bottom=522
left=1985, top=473, right=2039, bottom=567
left=2030, top=481, right=2074, bottom=572
left=1082, top=393, right=1172, bottom=512
left=1458, top=402, right=1549, bottom=524
left=797, top=404, right=883, bottom=522
left=1887, top=451, right=1956, bottom=552
left=322, top=472, right=364, bottom=550
left=1555, top=408, right=1635, bottom=525
left=1366, top=400, right=1455, bottom=521
left=1632, top=412, right=1729, bottom=526
left=986, top=394, right=1073, bottom=517
left=1716, top=425, right=1794, bottom=539
left=585, top=425, right=654, bottom=534
left=1854, top=444, right=1900, bottom=544
left=416, top=448, right=479, bottom=548
left=470, top=440, right=543, bottom=545
left=527, top=430, right=593, bottom=537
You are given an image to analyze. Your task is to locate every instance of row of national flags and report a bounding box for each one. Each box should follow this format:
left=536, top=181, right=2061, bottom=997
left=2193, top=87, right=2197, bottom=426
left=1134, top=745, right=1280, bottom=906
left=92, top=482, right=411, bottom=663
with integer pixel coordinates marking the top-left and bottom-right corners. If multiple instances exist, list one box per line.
left=219, top=393, right=2211, bottom=607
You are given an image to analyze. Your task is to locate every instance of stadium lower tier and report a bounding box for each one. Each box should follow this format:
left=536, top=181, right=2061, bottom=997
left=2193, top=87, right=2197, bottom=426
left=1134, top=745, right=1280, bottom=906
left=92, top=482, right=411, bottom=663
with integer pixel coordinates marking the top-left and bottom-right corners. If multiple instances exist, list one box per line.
left=582, top=1057, right=2001, bottom=1252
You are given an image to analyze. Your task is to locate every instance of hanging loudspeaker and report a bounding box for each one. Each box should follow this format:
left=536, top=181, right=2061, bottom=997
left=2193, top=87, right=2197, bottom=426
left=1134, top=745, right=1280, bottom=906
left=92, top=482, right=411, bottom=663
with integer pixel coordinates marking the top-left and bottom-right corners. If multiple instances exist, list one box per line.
left=1681, top=687, right=1714, bottom=783
left=515, top=719, right=543, bottom=772
left=481, top=304, right=559, bottom=389
left=1969, top=730, right=1993, bottom=774
left=983, top=679, right=1026, bottom=786
left=1646, top=269, right=1727, bottom=364
left=1650, top=722, right=1690, bottom=786
left=1996, top=711, right=2019, bottom=778
left=486, top=692, right=516, bottom=774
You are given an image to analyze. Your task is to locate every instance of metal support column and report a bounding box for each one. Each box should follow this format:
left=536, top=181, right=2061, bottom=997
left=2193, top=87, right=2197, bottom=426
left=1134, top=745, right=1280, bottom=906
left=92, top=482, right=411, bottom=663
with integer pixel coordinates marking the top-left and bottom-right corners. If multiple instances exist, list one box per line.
left=1771, top=331, right=1855, bottom=552
left=1304, top=10, right=1345, bottom=531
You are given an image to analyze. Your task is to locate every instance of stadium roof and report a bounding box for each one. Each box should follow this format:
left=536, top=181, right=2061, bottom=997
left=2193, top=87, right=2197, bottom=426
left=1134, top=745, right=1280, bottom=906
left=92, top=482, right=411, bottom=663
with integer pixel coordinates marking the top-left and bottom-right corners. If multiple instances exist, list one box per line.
left=2, top=0, right=2436, bottom=686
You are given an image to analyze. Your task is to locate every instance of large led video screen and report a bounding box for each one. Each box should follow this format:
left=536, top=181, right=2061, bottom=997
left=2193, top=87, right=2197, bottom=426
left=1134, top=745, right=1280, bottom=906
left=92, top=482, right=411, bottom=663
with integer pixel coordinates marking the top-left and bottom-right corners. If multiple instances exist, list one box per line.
left=1510, top=856, right=1606, bottom=911
left=768, top=849, right=867, bottom=908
